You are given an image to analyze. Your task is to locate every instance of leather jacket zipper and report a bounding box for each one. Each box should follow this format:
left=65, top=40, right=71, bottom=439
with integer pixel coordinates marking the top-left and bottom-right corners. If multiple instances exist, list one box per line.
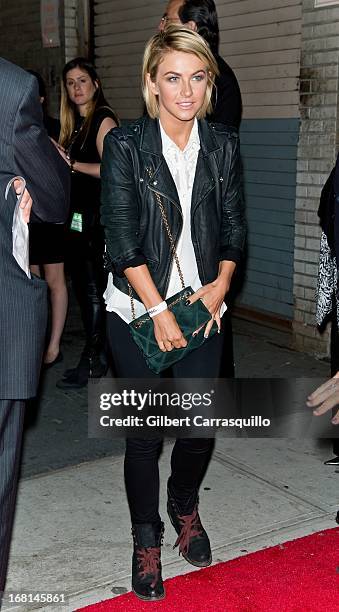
left=148, top=185, right=183, bottom=218
left=149, top=185, right=183, bottom=297
left=148, top=185, right=208, bottom=293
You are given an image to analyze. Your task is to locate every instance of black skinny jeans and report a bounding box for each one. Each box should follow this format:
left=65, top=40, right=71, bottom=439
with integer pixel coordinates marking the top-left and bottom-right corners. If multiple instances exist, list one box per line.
left=107, top=312, right=224, bottom=525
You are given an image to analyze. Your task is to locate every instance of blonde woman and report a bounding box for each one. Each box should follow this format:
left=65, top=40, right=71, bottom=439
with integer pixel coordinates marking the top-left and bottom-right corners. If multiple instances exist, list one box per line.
left=101, top=27, right=246, bottom=601
left=55, top=58, right=118, bottom=389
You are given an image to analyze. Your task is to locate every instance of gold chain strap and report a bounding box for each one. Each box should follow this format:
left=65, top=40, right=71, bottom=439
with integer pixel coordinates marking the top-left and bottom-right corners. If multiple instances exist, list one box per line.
left=129, top=167, right=186, bottom=320
left=129, top=282, right=136, bottom=320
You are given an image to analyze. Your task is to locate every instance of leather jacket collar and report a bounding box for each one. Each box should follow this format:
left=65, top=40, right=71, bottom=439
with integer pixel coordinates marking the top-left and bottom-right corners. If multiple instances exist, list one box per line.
left=140, top=116, right=222, bottom=214
left=140, top=114, right=222, bottom=157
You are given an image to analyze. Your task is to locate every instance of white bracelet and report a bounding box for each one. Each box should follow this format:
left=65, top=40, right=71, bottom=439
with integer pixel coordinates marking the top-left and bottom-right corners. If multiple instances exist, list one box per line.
left=148, top=301, right=168, bottom=318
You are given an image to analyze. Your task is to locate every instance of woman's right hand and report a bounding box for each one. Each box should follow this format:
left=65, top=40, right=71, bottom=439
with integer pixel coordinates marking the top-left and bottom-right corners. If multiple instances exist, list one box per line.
left=153, top=309, right=187, bottom=352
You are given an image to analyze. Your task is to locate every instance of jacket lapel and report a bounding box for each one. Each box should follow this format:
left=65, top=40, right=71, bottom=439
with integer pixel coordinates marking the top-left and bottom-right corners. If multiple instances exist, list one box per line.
left=147, top=157, right=182, bottom=211
left=191, top=152, right=216, bottom=215
left=140, top=116, right=181, bottom=210
left=191, top=120, right=222, bottom=215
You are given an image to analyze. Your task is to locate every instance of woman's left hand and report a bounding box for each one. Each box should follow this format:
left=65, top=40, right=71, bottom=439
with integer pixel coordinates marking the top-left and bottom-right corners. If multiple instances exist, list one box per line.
left=188, top=274, right=230, bottom=338
left=306, top=372, right=339, bottom=425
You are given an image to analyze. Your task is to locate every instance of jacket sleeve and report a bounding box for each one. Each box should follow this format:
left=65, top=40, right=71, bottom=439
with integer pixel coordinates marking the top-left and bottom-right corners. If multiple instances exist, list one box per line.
left=13, top=74, right=70, bottom=223
left=219, top=135, right=246, bottom=264
left=100, top=130, right=147, bottom=276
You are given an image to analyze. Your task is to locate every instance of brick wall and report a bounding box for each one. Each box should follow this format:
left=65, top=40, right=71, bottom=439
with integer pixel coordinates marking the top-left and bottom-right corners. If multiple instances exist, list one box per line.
left=293, top=0, right=339, bottom=356
left=65, top=0, right=78, bottom=63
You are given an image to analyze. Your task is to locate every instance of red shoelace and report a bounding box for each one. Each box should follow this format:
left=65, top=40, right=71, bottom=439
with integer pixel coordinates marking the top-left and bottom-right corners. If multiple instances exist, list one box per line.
left=137, top=547, right=161, bottom=588
left=173, top=508, right=203, bottom=556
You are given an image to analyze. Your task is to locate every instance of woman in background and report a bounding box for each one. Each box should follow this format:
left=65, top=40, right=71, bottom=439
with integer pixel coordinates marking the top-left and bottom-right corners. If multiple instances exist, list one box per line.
left=55, top=58, right=118, bottom=389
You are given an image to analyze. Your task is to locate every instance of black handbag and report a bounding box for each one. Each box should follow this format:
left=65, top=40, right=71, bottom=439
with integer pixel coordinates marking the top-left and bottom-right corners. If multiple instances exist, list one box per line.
left=128, top=182, right=218, bottom=374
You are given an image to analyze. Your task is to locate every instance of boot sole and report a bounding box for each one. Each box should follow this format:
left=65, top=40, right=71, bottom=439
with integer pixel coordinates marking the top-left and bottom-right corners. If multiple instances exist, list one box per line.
left=132, top=588, right=165, bottom=601
left=167, top=506, right=212, bottom=568
left=182, top=552, right=212, bottom=567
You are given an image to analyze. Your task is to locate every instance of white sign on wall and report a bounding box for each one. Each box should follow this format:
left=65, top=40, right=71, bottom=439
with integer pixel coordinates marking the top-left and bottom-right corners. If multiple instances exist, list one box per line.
left=41, top=0, right=60, bottom=48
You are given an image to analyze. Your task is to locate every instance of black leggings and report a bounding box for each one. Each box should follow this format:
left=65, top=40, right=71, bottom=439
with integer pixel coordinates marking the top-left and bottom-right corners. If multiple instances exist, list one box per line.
left=107, top=312, right=224, bottom=524
left=67, top=228, right=107, bottom=353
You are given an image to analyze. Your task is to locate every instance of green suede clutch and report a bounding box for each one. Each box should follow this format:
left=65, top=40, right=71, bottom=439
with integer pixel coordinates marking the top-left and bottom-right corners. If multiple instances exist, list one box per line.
left=129, top=286, right=218, bottom=374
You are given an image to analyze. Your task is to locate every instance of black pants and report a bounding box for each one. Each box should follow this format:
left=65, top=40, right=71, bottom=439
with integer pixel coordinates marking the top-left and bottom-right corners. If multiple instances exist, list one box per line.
left=67, top=228, right=107, bottom=355
left=219, top=310, right=235, bottom=377
left=107, top=312, right=224, bottom=524
left=330, top=312, right=339, bottom=455
left=0, top=400, right=25, bottom=594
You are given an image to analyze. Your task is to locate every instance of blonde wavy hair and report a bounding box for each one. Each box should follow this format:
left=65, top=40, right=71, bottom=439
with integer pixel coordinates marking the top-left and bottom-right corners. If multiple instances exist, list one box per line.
left=142, top=25, right=218, bottom=119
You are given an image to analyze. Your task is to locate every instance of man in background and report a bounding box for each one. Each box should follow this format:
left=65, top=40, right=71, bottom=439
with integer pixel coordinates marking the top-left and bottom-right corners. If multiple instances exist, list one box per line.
left=159, top=0, right=242, bottom=130
left=0, top=57, right=70, bottom=599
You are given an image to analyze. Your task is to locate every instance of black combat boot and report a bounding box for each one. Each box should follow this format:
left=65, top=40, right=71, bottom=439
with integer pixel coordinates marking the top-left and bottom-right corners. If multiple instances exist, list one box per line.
left=131, top=522, right=165, bottom=601
left=167, top=479, right=212, bottom=567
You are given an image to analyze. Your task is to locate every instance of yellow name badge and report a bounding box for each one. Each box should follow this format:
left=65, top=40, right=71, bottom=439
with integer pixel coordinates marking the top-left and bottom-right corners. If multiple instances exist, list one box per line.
left=70, top=212, right=83, bottom=232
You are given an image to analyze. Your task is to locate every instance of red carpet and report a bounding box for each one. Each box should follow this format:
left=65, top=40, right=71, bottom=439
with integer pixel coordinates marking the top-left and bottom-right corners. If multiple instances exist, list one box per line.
left=78, top=528, right=339, bottom=611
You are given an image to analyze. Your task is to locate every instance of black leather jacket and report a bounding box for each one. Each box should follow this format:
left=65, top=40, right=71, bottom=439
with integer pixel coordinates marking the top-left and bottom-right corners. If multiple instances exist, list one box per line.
left=101, top=116, right=246, bottom=300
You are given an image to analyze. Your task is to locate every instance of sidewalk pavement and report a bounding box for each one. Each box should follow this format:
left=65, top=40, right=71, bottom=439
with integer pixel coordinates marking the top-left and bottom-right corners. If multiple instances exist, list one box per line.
left=3, top=316, right=339, bottom=612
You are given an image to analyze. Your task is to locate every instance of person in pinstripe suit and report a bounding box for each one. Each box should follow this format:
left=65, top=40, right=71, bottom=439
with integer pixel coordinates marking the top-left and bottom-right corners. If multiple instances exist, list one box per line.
left=0, top=57, right=70, bottom=598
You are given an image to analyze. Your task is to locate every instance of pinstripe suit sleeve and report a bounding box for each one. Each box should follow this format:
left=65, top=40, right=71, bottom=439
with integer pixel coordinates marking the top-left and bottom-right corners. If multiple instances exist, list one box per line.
left=12, top=75, right=70, bottom=223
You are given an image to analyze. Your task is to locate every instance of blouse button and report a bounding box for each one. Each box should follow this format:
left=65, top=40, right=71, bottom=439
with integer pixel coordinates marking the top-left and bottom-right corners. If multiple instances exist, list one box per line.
left=219, top=177, right=224, bottom=182
left=153, top=180, right=158, bottom=185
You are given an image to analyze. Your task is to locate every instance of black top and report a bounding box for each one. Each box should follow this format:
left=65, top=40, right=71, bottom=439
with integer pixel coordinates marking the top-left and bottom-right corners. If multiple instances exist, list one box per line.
left=68, top=106, right=116, bottom=230
left=207, top=55, right=242, bottom=131
left=318, top=154, right=339, bottom=265
left=44, top=115, right=60, bottom=141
